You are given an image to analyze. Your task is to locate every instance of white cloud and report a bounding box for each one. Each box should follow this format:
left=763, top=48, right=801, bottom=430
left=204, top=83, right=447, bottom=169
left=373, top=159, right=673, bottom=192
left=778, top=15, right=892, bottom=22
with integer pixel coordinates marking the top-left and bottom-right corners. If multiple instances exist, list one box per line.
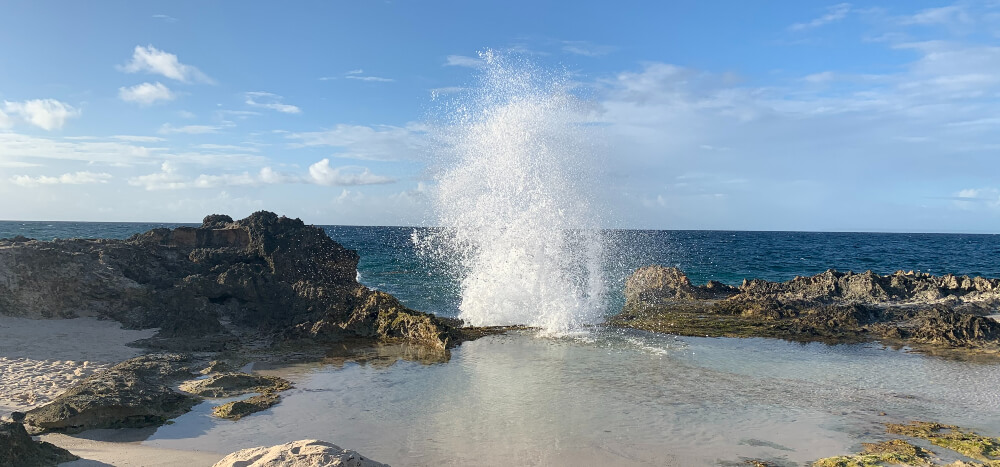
left=158, top=123, right=223, bottom=134
left=119, top=82, right=175, bottom=105
left=195, top=144, right=259, bottom=152
left=0, top=109, right=11, bottom=129
left=288, top=123, right=430, bottom=161
left=152, top=14, right=177, bottom=22
left=901, top=5, right=972, bottom=26
left=345, top=75, right=394, bottom=83
left=561, top=41, right=615, bottom=57
left=245, top=92, right=301, bottom=114
left=112, top=135, right=166, bottom=142
left=952, top=188, right=1000, bottom=210
left=11, top=171, right=112, bottom=187
left=444, top=55, right=484, bottom=68
left=0, top=133, right=161, bottom=166
left=3, top=99, right=80, bottom=130
left=343, top=69, right=394, bottom=82
left=127, top=159, right=390, bottom=190
left=119, top=45, right=213, bottom=84
left=127, top=161, right=187, bottom=190
left=308, top=159, right=396, bottom=186
left=790, top=3, right=852, bottom=31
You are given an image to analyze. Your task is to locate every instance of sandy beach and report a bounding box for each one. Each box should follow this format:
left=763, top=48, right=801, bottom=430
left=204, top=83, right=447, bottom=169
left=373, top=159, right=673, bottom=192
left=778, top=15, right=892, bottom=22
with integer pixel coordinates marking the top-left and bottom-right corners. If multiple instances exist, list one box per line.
left=0, top=316, right=156, bottom=417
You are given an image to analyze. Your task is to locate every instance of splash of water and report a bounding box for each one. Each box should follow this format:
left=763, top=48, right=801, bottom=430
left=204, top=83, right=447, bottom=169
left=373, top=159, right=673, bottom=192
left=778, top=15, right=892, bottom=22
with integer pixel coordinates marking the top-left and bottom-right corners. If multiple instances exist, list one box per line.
left=416, top=51, right=606, bottom=334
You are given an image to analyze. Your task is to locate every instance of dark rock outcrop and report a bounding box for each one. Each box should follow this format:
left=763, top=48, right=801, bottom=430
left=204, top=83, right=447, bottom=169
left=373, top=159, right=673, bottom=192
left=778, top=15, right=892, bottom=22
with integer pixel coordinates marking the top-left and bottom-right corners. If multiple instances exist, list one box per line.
left=0, top=421, right=78, bottom=466
left=614, top=266, right=1000, bottom=352
left=0, top=211, right=461, bottom=350
left=22, top=354, right=199, bottom=433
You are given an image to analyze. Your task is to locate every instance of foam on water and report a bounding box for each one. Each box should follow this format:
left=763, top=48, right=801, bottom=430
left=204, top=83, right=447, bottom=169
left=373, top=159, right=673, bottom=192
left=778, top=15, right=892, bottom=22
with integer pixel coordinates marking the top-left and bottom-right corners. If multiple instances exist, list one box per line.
left=416, top=51, right=606, bottom=334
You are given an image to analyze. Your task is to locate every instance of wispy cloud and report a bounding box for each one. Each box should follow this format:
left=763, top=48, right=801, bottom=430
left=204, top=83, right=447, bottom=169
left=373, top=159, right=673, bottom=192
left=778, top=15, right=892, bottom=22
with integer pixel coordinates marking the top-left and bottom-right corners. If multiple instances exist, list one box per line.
left=119, top=45, right=214, bottom=84
left=561, top=40, right=616, bottom=57
left=244, top=92, right=301, bottom=114
left=901, top=5, right=972, bottom=26
left=152, top=14, right=177, bottom=22
left=11, top=171, right=112, bottom=187
left=112, top=135, right=165, bottom=142
left=342, top=69, right=394, bottom=82
left=790, top=3, right=852, bottom=31
left=444, top=54, right=484, bottom=68
left=3, top=99, right=80, bottom=130
left=127, top=159, right=393, bottom=190
left=119, top=82, right=175, bottom=105
left=158, top=123, right=223, bottom=135
left=288, top=123, right=430, bottom=161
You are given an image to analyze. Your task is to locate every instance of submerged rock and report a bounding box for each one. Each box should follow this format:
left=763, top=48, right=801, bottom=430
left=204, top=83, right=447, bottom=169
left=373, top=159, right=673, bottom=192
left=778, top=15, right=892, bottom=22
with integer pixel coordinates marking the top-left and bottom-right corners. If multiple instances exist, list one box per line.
left=179, top=372, right=291, bottom=398
left=23, top=354, right=199, bottom=433
left=813, top=439, right=934, bottom=467
left=614, top=266, right=1000, bottom=352
left=212, top=439, right=389, bottom=467
left=0, top=421, right=78, bottom=466
left=212, top=393, right=281, bottom=421
left=886, top=421, right=1000, bottom=462
left=0, top=211, right=464, bottom=350
left=812, top=421, right=1000, bottom=466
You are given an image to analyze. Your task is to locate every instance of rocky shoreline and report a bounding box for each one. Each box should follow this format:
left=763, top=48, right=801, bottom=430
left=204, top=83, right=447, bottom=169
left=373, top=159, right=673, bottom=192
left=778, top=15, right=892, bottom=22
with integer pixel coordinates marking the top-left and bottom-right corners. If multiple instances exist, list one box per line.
left=0, top=211, right=503, bottom=465
left=612, top=265, right=1000, bottom=355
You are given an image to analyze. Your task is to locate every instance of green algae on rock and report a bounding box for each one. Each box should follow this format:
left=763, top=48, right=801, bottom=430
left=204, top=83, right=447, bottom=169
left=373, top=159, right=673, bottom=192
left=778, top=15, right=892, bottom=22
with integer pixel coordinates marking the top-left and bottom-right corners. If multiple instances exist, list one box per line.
left=212, top=393, right=281, bottom=421
left=886, top=422, right=1000, bottom=462
left=813, top=439, right=933, bottom=467
left=179, top=372, right=291, bottom=398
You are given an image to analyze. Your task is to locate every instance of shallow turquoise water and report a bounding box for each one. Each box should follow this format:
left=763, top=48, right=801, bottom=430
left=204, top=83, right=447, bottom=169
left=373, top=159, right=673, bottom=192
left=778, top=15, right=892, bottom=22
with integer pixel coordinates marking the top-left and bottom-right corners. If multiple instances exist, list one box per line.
left=142, top=330, right=1000, bottom=466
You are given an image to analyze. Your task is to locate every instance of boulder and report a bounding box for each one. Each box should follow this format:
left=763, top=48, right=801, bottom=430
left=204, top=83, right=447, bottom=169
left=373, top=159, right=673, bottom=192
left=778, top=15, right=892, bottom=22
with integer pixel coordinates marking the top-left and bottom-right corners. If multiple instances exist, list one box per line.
left=0, top=421, right=78, bottom=466
left=212, top=439, right=389, bottom=467
left=23, top=354, right=199, bottom=433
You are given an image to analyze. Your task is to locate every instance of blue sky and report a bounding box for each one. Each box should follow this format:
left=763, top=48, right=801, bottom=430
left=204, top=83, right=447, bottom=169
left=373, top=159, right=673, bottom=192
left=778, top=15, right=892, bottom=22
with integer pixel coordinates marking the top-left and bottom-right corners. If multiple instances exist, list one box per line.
left=1, top=1, right=999, bottom=232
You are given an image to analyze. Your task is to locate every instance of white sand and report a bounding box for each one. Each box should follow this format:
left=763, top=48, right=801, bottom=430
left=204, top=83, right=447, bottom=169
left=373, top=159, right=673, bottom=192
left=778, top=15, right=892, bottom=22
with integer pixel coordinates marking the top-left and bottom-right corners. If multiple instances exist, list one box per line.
left=0, top=315, right=156, bottom=417
left=43, top=432, right=225, bottom=466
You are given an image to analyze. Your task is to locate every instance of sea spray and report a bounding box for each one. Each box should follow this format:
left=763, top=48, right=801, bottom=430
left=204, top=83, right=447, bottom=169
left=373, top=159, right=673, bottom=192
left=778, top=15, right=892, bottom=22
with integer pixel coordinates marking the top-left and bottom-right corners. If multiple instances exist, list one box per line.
left=415, top=50, right=606, bottom=334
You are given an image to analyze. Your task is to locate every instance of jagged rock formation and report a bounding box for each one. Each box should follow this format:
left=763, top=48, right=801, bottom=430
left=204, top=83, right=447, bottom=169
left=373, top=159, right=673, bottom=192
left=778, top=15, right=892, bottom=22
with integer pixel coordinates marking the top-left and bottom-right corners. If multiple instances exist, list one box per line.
left=0, top=211, right=462, bottom=350
left=0, top=421, right=78, bottom=466
left=212, top=439, right=389, bottom=467
left=614, top=266, right=1000, bottom=351
left=22, top=354, right=199, bottom=433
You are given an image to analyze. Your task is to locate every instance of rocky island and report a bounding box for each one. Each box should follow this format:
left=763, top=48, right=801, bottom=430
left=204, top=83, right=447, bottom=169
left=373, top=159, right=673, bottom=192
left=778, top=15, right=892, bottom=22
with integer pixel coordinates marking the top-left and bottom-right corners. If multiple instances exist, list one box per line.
left=612, top=265, right=1000, bottom=354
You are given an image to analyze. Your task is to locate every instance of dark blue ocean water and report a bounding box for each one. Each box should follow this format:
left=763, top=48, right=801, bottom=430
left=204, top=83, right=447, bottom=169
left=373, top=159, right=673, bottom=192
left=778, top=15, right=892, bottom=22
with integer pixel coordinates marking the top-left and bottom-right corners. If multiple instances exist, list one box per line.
left=3, top=221, right=998, bottom=318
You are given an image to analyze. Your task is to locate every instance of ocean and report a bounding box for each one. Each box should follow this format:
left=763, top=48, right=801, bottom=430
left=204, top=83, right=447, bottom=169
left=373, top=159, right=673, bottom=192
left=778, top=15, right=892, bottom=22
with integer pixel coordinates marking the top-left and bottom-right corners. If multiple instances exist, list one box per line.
left=4, top=221, right=999, bottom=318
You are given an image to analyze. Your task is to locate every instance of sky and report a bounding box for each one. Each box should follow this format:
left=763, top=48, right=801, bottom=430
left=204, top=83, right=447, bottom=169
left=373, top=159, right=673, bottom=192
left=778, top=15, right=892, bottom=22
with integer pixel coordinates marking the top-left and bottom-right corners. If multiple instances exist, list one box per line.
left=1, top=1, right=999, bottom=233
